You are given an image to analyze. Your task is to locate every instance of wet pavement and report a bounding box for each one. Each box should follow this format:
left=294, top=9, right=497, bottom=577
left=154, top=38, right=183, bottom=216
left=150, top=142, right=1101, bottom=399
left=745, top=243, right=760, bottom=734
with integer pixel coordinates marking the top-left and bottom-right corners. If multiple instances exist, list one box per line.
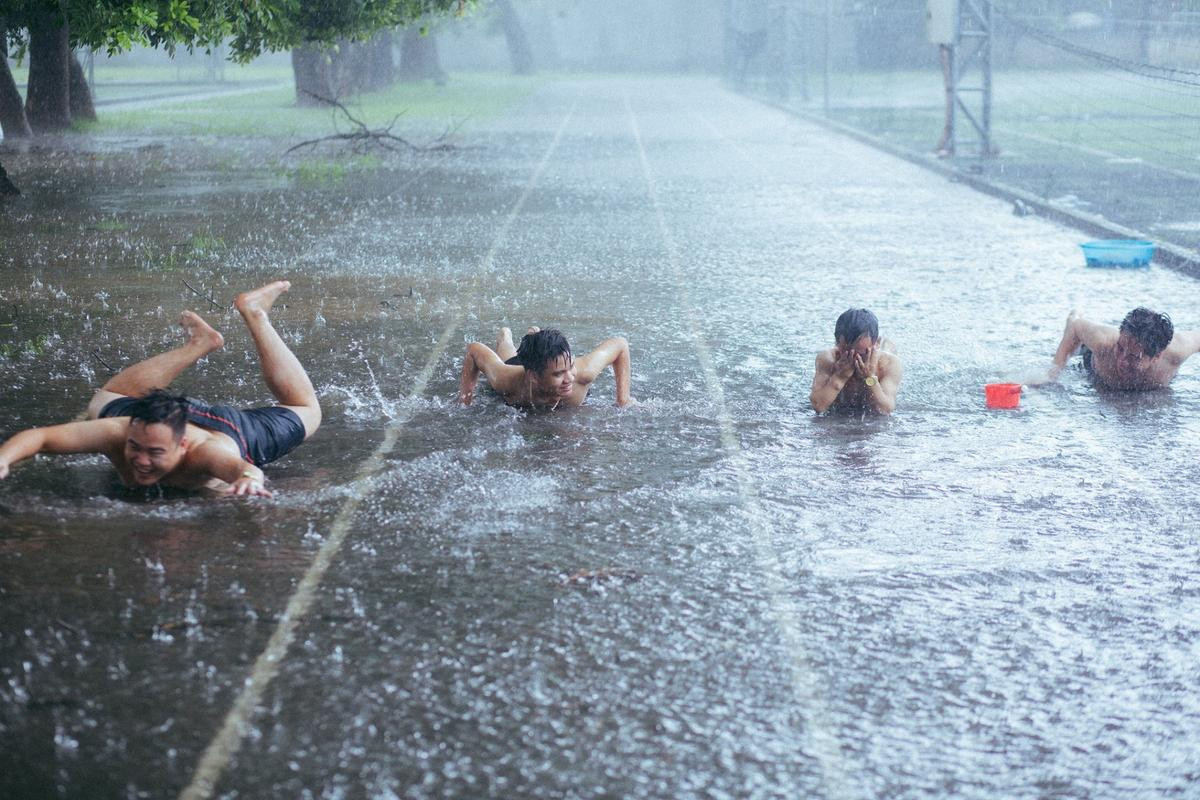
left=2, top=76, right=1200, bottom=799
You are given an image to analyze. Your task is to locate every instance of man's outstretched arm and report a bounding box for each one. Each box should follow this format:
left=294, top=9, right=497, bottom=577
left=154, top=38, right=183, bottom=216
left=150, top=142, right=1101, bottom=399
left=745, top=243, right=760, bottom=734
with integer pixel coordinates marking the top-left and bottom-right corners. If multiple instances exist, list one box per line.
left=1049, top=311, right=1084, bottom=378
left=459, top=342, right=508, bottom=405
left=576, top=337, right=633, bottom=406
left=1174, top=330, right=1200, bottom=363
left=1045, top=312, right=1113, bottom=381
left=0, top=420, right=121, bottom=479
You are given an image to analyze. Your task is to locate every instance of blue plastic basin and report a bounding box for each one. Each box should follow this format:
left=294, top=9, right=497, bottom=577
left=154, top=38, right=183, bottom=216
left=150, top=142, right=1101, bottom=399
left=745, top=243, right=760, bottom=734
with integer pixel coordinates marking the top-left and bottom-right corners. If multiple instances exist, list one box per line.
left=1080, top=239, right=1155, bottom=268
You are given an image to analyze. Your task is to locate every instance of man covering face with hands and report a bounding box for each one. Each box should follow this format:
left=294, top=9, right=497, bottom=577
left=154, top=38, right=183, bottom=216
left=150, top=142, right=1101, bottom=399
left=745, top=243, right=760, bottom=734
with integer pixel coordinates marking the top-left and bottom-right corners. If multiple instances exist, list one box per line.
left=810, top=308, right=902, bottom=415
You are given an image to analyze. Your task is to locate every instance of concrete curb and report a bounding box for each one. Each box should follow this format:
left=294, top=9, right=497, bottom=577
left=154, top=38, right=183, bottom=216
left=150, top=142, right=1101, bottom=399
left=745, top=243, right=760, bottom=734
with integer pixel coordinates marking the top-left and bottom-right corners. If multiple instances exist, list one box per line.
left=747, top=93, right=1200, bottom=281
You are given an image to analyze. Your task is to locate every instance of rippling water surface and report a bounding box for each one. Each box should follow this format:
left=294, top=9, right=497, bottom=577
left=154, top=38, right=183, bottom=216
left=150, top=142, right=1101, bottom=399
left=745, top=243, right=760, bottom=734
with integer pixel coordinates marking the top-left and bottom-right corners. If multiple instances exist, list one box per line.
left=2, top=77, right=1198, bottom=799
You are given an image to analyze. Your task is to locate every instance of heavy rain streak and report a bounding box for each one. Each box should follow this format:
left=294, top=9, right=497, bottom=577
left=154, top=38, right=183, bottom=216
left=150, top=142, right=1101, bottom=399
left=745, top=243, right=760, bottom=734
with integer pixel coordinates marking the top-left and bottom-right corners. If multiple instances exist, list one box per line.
left=2, top=1, right=1199, bottom=798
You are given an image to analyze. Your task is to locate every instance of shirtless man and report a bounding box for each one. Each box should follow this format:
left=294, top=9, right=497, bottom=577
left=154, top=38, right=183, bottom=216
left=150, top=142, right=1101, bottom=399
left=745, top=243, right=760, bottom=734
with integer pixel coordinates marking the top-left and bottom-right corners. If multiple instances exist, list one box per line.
left=810, top=308, right=902, bottom=415
left=0, top=281, right=320, bottom=497
left=459, top=327, right=632, bottom=409
left=1047, top=307, right=1200, bottom=390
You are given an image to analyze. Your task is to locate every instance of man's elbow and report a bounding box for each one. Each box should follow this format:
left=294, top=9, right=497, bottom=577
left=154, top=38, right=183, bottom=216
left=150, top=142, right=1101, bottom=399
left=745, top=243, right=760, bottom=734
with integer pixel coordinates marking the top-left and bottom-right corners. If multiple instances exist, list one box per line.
left=610, top=336, right=630, bottom=362
left=810, top=392, right=829, bottom=413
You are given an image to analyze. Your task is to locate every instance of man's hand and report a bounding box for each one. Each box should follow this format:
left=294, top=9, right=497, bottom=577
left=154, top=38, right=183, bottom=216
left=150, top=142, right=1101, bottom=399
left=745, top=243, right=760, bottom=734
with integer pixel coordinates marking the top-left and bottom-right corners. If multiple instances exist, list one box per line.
left=853, top=347, right=880, bottom=381
left=226, top=474, right=272, bottom=498
left=833, top=347, right=857, bottom=381
left=0, top=461, right=9, bottom=480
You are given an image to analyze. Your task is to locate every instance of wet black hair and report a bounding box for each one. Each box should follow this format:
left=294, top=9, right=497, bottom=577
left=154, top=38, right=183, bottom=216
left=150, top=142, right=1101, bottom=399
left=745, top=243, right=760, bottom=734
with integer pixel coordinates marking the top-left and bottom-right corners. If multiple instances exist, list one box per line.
left=834, top=308, right=879, bottom=344
left=1120, top=307, right=1173, bottom=357
left=126, top=389, right=188, bottom=440
left=513, top=329, right=572, bottom=375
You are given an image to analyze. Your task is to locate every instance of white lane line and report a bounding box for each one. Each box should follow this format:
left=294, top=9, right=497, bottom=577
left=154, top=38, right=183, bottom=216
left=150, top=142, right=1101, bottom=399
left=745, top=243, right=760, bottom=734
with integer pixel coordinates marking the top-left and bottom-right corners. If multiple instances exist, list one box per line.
left=625, top=95, right=852, bottom=799
left=178, top=101, right=577, bottom=800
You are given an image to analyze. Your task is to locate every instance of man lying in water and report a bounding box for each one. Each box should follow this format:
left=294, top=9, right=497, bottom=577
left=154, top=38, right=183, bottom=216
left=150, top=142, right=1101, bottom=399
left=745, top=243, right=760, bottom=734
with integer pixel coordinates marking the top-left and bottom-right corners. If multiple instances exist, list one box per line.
left=810, top=308, right=902, bottom=415
left=459, top=327, right=633, bottom=409
left=1046, top=307, right=1200, bottom=390
left=0, top=281, right=320, bottom=497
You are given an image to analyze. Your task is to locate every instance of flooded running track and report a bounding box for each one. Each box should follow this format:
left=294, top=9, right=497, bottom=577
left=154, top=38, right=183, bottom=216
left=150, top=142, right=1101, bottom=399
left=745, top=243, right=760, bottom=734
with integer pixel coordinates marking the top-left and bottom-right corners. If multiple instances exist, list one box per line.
left=2, top=77, right=1199, bottom=799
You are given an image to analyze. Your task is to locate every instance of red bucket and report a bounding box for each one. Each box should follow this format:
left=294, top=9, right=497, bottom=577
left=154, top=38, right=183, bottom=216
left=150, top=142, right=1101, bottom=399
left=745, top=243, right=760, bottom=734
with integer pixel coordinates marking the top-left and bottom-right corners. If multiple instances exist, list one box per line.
left=985, top=383, right=1022, bottom=409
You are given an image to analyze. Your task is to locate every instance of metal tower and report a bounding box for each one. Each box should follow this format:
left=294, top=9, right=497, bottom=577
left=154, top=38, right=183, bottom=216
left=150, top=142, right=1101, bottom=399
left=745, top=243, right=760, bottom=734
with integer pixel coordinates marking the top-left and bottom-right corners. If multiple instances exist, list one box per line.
left=949, top=0, right=995, bottom=156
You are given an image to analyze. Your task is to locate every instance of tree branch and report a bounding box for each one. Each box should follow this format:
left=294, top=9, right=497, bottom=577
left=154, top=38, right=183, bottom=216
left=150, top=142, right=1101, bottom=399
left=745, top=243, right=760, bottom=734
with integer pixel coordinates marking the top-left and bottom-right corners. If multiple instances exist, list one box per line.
left=286, top=90, right=459, bottom=154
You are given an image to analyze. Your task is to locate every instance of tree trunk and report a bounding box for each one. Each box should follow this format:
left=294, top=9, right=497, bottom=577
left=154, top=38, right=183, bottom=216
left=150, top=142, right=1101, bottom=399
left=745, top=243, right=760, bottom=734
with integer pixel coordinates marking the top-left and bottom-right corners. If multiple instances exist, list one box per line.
left=25, top=7, right=72, bottom=132
left=495, top=0, right=534, bottom=75
left=291, top=43, right=335, bottom=106
left=331, top=38, right=368, bottom=97
left=68, top=51, right=96, bottom=122
left=399, top=27, right=446, bottom=84
left=0, top=22, right=33, bottom=139
left=0, top=160, right=18, bottom=196
left=364, top=30, right=395, bottom=91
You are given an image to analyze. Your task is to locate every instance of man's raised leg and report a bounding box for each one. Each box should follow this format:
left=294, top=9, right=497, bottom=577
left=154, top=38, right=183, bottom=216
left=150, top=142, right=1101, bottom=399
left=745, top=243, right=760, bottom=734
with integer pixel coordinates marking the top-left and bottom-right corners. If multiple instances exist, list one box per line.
left=496, top=327, right=517, bottom=362
left=86, top=312, right=224, bottom=418
left=234, top=281, right=322, bottom=438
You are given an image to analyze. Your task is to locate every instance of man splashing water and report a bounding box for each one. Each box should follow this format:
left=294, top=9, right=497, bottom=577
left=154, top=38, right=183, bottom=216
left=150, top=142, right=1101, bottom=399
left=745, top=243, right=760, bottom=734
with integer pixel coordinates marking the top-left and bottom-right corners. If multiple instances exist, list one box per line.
left=810, top=308, right=903, bottom=415
left=1046, top=308, right=1200, bottom=390
left=459, top=327, right=633, bottom=409
left=0, top=281, right=321, bottom=496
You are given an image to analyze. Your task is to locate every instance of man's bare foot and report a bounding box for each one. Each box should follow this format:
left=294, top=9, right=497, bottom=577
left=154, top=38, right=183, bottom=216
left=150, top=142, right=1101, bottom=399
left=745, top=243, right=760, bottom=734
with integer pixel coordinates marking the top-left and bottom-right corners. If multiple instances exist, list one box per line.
left=235, top=280, right=291, bottom=319
left=180, top=310, right=224, bottom=353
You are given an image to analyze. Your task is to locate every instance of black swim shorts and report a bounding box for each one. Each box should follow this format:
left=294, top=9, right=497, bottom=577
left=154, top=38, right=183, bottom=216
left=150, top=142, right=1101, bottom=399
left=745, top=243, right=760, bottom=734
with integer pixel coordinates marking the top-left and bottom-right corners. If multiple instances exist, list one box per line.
left=99, top=396, right=305, bottom=467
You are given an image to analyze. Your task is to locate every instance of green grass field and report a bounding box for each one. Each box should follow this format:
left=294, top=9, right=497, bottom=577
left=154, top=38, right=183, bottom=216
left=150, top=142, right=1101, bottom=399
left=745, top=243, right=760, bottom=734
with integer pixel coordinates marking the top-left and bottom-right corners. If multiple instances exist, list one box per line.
left=79, top=74, right=540, bottom=138
left=8, top=61, right=292, bottom=86
left=8, top=61, right=540, bottom=138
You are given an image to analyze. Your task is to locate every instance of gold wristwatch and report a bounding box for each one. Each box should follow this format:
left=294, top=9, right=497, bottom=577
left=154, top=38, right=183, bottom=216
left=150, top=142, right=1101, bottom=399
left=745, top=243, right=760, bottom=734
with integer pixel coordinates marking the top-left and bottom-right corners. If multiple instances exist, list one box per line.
left=863, top=374, right=878, bottom=387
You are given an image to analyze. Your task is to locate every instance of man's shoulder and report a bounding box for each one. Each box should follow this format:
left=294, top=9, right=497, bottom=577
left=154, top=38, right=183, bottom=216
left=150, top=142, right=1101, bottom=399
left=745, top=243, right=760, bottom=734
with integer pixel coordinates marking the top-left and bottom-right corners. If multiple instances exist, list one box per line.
left=490, top=364, right=527, bottom=392
left=82, top=416, right=129, bottom=446
left=877, top=349, right=902, bottom=371
left=1165, top=331, right=1200, bottom=362
left=1074, top=317, right=1119, bottom=343
left=183, top=425, right=238, bottom=455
